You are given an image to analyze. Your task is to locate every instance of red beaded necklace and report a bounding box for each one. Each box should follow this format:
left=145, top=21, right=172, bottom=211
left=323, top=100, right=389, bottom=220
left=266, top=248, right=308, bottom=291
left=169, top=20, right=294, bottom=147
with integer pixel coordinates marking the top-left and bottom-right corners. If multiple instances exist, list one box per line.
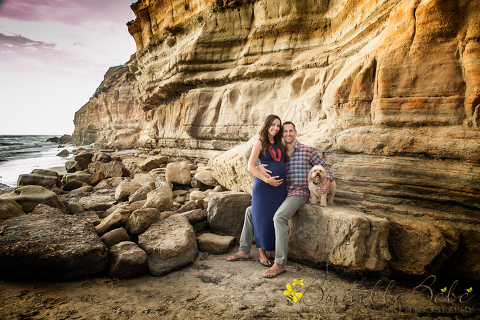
left=269, top=144, right=281, bottom=161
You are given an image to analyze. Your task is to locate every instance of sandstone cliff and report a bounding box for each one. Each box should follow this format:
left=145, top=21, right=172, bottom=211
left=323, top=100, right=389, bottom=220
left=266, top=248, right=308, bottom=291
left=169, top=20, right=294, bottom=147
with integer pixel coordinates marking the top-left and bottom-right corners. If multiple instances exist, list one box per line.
left=73, top=0, right=480, bottom=279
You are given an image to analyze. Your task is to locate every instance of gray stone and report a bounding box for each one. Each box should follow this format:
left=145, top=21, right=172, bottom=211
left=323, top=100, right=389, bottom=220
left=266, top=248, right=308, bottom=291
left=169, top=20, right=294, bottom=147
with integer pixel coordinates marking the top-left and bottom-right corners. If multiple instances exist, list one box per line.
left=0, top=213, right=108, bottom=280
left=138, top=215, right=198, bottom=276
left=31, top=203, right=65, bottom=215
left=108, top=241, right=148, bottom=279
left=206, top=191, right=251, bottom=237
left=177, top=200, right=199, bottom=213
left=79, top=191, right=116, bottom=211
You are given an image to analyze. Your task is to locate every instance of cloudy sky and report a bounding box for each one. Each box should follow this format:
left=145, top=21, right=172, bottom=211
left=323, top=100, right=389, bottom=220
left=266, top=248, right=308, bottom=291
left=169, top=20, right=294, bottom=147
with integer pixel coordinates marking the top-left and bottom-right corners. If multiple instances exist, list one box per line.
left=0, top=0, right=137, bottom=135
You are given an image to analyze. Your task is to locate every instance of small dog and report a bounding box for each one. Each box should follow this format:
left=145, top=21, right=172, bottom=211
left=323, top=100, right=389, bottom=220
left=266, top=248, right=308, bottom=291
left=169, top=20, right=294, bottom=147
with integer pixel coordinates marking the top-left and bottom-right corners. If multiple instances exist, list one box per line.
left=308, top=165, right=336, bottom=207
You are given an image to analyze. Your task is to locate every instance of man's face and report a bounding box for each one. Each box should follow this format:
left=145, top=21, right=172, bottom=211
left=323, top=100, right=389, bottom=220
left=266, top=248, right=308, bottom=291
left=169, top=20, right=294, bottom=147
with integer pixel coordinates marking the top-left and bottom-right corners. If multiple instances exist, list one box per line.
left=283, top=124, right=297, bottom=143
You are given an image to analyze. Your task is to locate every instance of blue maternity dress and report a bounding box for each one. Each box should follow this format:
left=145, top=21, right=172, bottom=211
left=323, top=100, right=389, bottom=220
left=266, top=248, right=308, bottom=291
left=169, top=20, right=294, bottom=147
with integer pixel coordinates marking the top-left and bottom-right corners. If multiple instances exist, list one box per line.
left=251, top=143, right=287, bottom=251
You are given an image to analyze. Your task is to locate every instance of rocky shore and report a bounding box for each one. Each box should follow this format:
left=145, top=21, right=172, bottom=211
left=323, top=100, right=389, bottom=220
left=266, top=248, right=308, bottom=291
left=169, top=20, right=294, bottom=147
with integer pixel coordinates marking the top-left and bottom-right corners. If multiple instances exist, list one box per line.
left=0, top=146, right=479, bottom=318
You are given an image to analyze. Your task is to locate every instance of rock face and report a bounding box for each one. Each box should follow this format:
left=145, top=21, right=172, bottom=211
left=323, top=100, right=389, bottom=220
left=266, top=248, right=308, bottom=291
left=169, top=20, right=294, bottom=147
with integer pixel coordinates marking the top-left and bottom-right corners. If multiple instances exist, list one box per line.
left=72, top=0, right=479, bottom=213
left=72, top=56, right=146, bottom=148
left=0, top=214, right=108, bottom=280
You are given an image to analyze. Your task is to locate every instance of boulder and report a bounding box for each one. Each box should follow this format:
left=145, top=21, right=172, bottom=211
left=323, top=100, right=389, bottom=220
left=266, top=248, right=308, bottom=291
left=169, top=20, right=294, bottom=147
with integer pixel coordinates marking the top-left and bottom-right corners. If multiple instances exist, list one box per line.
left=193, top=170, right=219, bottom=187
left=92, top=152, right=111, bottom=163
left=178, top=209, right=207, bottom=225
left=138, top=215, right=198, bottom=276
left=67, top=198, right=84, bottom=214
left=129, top=186, right=152, bottom=203
left=197, top=233, right=236, bottom=254
left=206, top=191, right=252, bottom=237
left=88, top=171, right=105, bottom=186
left=387, top=216, right=447, bottom=275
left=59, top=134, right=72, bottom=144
left=95, top=207, right=131, bottom=235
left=177, top=200, right=200, bottom=213
left=115, top=181, right=142, bottom=202
left=79, top=191, right=116, bottom=211
left=0, top=198, right=25, bottom=223
left=143, top=188, right=173, bottom=212
left=125, top=208, right=162, bottom=234
left=74, top=152, right=93, bottom=171
left=17, top=174, right=59, bottom=188
left=0, top=213, right=108, bottom=280
left=62, top=179, right=86, bottom=191
left=165, top=161, right=191, bottom=185
left=91, top=161, right=130, bottom=178
left=0, top=185, right=65, bottom=214
left=31, top=203, right=65, bottom=215
left=132, top=172, right=157, bottom=189
left=108, top=241, right=148, bottom=279
left=190, top=190, right=215, bottom=201
left=56, top=149, right=69, bottom=157
left=138, top=155, right=168, bottom=172
left=288, top=205, right=391, bottom=271
left=100, top=227, right=130, bottom=249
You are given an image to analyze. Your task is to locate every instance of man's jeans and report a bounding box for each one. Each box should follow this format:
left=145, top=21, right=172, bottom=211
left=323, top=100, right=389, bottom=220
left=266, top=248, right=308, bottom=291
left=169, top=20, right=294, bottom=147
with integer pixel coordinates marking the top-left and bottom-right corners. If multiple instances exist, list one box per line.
left=238, top=196, right=308, bottom=265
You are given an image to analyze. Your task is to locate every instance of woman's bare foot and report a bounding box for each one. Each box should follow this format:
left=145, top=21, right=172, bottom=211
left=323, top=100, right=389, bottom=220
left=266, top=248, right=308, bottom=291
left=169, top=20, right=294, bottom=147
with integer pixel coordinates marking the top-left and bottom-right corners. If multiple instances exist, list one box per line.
left=262, top=263, right=285, bottom=278
left=226, top=251, right=252, bottom=261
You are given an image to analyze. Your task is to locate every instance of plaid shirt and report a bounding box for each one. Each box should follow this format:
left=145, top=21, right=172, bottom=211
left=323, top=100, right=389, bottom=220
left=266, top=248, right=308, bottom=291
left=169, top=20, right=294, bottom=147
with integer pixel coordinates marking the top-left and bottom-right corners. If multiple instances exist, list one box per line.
left=286, top=140, right=334, bottom=198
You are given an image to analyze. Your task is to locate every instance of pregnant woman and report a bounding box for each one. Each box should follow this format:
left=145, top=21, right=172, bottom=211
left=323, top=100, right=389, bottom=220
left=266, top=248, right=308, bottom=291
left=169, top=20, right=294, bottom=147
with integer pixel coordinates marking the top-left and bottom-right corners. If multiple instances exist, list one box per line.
left=227, top=114, right=287, bottom=267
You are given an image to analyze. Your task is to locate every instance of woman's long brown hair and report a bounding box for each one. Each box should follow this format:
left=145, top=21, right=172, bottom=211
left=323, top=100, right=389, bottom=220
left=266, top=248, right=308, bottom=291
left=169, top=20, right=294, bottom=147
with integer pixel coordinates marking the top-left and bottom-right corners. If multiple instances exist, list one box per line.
left=259, top=114, right=285, bottom=157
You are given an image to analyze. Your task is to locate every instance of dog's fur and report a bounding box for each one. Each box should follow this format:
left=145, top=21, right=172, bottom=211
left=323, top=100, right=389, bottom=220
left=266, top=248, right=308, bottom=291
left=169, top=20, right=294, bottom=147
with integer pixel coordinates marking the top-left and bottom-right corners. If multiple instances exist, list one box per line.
left=308, top=165, right=336, bottom=207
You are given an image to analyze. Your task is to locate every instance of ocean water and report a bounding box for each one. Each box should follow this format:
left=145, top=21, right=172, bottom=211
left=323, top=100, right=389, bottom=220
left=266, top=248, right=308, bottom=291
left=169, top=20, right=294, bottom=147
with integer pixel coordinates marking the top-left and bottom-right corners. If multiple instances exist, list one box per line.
left=0, top=135, right=75, bottom=187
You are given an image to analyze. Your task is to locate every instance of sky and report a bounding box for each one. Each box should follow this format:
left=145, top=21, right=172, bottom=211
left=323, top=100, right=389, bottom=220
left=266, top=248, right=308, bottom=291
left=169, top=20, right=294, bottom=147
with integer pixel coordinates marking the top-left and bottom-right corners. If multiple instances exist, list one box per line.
left=0, top=0, right=137, bottom=135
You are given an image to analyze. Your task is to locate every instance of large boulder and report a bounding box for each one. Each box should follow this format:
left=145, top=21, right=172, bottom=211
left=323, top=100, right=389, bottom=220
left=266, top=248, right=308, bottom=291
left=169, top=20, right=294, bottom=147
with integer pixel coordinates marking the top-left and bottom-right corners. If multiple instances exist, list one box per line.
left=0, top=213, right=108, bottom=279
left=100, top=227, right=130, bottom=249
left=165, top=161, right=191, bottom=185
left=138, top=215, right=198, bottom=276
left=288, top=205, right=391, bottom=271
left=0, top=185, right=65, bottom=213
left=108, top=241, right=148, bottom=279
left=0, top=198, right=25, bottom=223
left=206, top=191, right=251, bottom=237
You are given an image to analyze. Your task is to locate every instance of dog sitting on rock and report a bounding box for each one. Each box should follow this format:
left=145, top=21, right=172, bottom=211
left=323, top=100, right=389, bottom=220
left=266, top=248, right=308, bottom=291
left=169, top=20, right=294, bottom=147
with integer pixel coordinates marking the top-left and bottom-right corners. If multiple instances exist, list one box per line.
left=307, top=165, right=336, bottom=207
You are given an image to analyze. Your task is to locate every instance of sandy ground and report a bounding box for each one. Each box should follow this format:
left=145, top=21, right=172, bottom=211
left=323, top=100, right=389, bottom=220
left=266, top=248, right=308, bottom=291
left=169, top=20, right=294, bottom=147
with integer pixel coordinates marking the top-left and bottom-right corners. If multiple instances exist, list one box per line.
left=0, top=245, right=478, bottom=320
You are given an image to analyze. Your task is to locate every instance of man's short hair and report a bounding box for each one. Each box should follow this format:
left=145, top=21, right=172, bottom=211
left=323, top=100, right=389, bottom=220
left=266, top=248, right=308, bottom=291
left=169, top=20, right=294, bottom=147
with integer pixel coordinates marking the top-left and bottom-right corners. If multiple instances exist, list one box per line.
left=283, top=121, right=296, bottom=130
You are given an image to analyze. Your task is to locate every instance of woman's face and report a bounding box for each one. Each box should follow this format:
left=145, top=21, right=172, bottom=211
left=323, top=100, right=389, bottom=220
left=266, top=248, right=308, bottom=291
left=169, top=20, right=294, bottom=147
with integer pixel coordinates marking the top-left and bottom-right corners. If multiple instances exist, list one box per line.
left=268, top=118, right=281, bottom=138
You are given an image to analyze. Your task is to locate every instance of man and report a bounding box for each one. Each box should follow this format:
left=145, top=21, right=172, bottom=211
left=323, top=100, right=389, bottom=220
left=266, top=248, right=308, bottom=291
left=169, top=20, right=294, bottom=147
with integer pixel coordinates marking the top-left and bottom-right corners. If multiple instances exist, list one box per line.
left=227, top=121, right=334, bottom=278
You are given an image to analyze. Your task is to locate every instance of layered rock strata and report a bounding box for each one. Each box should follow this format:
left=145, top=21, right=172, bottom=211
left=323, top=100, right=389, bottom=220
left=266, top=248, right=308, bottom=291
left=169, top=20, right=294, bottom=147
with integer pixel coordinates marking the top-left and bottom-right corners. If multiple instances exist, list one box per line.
left=71, top=0, right=480, bottom=278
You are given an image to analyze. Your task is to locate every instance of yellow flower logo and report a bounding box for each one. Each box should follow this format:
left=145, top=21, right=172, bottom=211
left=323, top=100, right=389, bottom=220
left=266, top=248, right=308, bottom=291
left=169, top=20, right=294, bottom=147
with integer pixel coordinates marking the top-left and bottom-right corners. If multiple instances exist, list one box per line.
left=467, top=287, right=473, bottom=293
left=284, top=283, right=305, bottom=303
left=441, top=287, right=447, bottom=293
left=293, top=278, right=305, bottom=287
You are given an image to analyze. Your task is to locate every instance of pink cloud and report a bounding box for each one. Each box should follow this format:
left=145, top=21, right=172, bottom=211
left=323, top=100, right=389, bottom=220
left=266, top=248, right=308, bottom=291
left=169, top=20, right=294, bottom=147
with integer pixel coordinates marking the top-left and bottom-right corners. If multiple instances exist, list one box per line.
left=0, top=0, right=136, bottom=25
